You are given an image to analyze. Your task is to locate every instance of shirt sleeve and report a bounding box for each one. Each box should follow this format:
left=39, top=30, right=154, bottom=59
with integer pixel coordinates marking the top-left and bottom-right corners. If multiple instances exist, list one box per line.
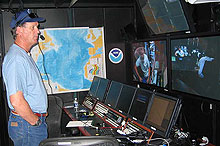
left=4, top=57, right=27, bottom=96
left=136, top=57, right=140, bottom=67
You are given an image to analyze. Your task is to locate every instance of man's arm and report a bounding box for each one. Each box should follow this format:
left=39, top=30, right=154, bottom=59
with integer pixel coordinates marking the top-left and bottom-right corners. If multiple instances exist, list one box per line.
left=10, top=91, right=39, bottom=125
left=134, top=65, right=142, bottom=82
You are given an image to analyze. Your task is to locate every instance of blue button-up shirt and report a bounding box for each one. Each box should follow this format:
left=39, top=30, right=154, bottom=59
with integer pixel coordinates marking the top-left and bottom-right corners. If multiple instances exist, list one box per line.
left=2, top=44, right=47, bottom=113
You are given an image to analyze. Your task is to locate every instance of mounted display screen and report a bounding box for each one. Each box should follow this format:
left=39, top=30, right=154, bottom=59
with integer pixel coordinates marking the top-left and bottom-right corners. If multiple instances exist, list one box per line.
left=131, top=39, right=168, bottom=88
left=144, top=93, right=181, bottom=138
left=128, top=88, right=153, bottom=123
left=171, top=33, right=220, bottom=101
left=137, top=0, right=190, bottom=35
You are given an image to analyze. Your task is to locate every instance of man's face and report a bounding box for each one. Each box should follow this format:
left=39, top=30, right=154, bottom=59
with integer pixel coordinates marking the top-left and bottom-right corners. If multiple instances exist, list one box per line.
left=20, top=22, right=40, bottom=46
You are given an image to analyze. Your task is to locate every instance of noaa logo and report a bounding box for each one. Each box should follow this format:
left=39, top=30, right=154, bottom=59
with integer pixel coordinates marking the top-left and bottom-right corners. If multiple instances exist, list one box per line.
left=109, top=48, right=123, bottom=64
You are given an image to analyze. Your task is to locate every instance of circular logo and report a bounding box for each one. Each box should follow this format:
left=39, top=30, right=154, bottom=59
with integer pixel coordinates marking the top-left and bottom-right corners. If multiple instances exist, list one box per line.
left=108, top=48, right=123, bottom=64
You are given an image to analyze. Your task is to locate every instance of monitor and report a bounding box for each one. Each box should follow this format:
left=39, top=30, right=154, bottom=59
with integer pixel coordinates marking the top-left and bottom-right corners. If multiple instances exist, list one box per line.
left=95, top=78, right=110, bottom=102
left=128, top=88, right=153, bottom=123
left=137, top=0, right=191, bottom=35
left=39, top=136, right=119, bottom=146
left=171, top=33, right=220, bottom=101
left=144, top=93, right=181, bottom=138
left=131, top=39, right=168, bottom=88
left=116, top=84, right=137, bottom=114
left=88, top=76, right=100, bottom=97
left=104, top=81, right=123, bottom=108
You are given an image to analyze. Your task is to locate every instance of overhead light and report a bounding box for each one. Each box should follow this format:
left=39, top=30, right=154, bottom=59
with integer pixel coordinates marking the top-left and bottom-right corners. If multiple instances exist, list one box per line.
left=185, top=0, right=220, bottom=4
left=69, top=0, right=78, bottom=7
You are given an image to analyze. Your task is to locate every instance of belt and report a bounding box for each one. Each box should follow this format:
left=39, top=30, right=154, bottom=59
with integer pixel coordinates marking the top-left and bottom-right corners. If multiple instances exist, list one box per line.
left=11, top=110, right=48, bottom=117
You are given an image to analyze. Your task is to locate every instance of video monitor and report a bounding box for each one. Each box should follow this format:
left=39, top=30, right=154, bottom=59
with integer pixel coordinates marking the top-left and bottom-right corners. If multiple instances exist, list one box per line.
left=128, top=88, right=153, bottom=123
left=104, top=81, right=123, bottom=108
left=88, top=76, right=100, bottom=97
left=116, top=84, right=137, bottom=114
left=137, top=0, right=190, bottom=35
left=131, top=39, right=168, bottom=88
left=144, top=93, right=181, bottom=138
left=95, top=78, right=110, bottom=102
left=171, top=33, right=220, bottom=101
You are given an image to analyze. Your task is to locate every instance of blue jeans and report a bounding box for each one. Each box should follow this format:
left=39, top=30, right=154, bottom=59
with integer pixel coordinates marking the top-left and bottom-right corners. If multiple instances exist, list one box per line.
left=8, top=112, right=48, bottom=146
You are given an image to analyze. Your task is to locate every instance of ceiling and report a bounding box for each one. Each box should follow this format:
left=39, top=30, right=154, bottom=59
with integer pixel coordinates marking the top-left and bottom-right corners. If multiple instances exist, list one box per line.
left=0, top=0, right=134, bottom=9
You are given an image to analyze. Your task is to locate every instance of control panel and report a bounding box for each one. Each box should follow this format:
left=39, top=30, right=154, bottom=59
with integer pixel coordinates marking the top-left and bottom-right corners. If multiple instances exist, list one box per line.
left=93, top=102, right=108, bottom=119
left=93, top=101, right=126, bottom=128
left=123, top=119, right=154, bottom=139
left=82, top=96, right=97, bottom=110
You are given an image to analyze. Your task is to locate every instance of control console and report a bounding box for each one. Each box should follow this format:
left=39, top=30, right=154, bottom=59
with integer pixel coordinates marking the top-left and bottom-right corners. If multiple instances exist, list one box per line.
left=83, top=96, right=97, bottom=110
left=93, top=101, right=126, bottom=128
left=123, top=119, right=154, bottom=139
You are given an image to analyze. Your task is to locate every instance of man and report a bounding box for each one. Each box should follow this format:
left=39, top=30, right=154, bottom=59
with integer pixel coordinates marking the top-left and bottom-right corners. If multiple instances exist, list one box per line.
left=134, top=46, right=150, bottom=83
left=2, top=9, right=48, bottom=146
left=197, top=56, right=214, bottom=78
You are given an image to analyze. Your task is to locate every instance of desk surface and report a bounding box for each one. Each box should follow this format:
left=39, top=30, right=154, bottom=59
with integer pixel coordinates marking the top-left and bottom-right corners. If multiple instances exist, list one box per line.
left=63, top=104, right=190, bottom=146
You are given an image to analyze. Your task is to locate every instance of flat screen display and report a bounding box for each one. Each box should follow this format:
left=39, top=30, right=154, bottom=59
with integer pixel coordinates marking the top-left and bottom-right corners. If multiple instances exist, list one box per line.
left=128, top=88, right=153, bottom=122
left=131, top=40, right=168, bottom=87
left=138, top=0, right=189, bottom=34
left=171, top=34, right=220, bottom=100
left=95, top=78, right=110, bottom=102
left=145, top=93, right=181, bottom=137
left=88, top=76, right=100, bottom=97
left=104, top=81, right=123, bottom=108
left=116, top=85, right=136, bottom=114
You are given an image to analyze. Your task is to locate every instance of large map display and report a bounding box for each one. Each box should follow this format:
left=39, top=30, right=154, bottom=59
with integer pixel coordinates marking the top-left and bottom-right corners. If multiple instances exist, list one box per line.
left=31, top=27, right=106, bottom=94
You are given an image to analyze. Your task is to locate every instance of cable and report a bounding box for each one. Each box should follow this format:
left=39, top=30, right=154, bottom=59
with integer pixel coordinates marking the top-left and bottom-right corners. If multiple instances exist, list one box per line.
left=38, top=42, right=63, bottom=110
left=146, top=137, right=170, bottom=146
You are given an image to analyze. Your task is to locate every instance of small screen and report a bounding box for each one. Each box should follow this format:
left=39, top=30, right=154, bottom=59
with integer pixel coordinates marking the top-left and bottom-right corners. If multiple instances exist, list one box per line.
left=104, top=81, right=123, bottom=108
left=95, top=78, right=110, bottom=102
left=138, top=0, right=189, bottom=34
left=116, top=85, right=136, bottom=114
left=89, top=76, right=100, bottom=97
left=145, top=94, right=179, bottom=137
left=132, top=40, right=167, bottom=87
left=129, top=88, right=153, bottom=122
left=171, top=35, right=220, bottom=100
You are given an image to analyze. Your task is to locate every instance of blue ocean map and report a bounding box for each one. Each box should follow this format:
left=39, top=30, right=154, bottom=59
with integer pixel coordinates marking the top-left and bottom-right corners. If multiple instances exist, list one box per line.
left=31, top=27, right=106, bottom=94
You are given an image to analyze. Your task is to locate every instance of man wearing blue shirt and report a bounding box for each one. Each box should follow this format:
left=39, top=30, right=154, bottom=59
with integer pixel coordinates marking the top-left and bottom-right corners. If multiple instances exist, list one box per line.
left=2, top=9, right=47, bottom=146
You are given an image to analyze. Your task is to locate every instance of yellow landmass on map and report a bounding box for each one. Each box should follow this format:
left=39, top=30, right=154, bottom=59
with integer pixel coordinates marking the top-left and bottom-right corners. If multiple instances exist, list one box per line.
left=57, top=85, right=69, bottom=92
left=38, top=30, right=55, bottom=51
left=84, top=28, right=104, bottom=80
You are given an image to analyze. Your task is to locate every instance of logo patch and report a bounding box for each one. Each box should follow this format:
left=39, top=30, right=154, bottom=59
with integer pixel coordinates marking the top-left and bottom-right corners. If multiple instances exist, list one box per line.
left=108, top=48, right=123, bottom=64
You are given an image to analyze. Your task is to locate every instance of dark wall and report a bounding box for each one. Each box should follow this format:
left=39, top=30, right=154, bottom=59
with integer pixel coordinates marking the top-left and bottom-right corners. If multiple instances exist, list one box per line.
left=0, top=12, right=10, bottom=146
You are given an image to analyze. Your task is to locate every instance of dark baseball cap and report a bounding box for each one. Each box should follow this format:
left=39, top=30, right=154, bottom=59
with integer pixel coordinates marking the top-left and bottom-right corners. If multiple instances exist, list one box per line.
left=10, top=9, right=45, bottom=29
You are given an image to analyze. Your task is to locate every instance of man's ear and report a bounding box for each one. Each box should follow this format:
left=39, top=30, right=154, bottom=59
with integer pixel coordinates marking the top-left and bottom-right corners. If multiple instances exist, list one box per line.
left=16, top=26, right=23, bottom=35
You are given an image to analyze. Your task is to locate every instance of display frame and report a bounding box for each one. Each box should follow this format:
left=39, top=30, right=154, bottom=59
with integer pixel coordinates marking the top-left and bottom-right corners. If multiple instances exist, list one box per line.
left=104, top=81, right=123, bottom=108
left=115, top=84, right=137, bottom=115
left=127, top=88, right=154, bottom=124
left=170, top=31, right=220, bottom=101
left=136, top=0, right=195, bottom=36
left=95, top=77, right=110, bottom=102
left=88, top=76, right=101, bottom=97
left=130, top=36, right=169, bottom=89
left=144, top=92, right=182, bottom=138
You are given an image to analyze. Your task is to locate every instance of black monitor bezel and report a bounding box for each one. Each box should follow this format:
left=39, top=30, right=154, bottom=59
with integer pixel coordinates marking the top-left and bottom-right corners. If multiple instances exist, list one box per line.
left=144, top=92, right=182, bottom=138
left=115, top=84, right=137, bottom=115
left=130, top=36, right=169, bottom=90
left=135, top=0, right=195, bottom=37
left=104, top=81, right=123, bottom=109
left=169, top=31, right=220, bottom=102
left=127, top=88, right=154, bottom=124
left=88, top=76, right=101, bottom=97
left=95, top=77, right=110, bottom=102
